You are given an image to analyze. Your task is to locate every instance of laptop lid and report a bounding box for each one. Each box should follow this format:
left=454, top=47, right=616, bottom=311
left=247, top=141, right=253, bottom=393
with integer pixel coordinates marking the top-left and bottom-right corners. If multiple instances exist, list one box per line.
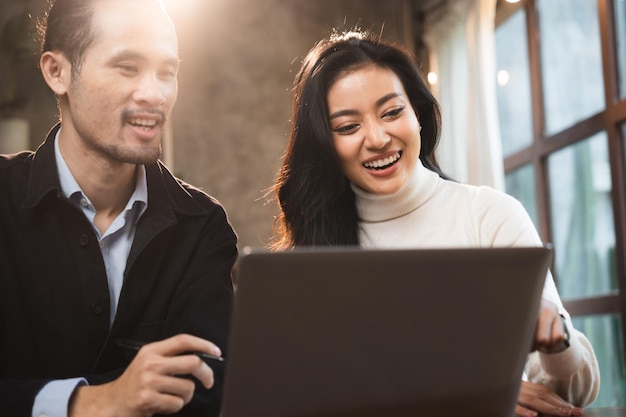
left=221, top=246, right=551, bottom=417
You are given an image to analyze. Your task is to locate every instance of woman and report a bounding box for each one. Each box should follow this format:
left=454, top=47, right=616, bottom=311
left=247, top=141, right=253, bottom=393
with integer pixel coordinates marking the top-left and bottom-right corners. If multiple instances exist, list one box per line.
left=270, top=31, right=599, bottom=417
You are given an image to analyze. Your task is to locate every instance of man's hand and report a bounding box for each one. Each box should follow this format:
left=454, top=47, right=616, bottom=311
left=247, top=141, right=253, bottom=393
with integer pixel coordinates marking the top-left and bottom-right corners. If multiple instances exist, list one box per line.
left=515, top=381, right=583, bottom=417
left=68, top=334, right=222, bottom=417
left=532, top=298, right=568, bottom=353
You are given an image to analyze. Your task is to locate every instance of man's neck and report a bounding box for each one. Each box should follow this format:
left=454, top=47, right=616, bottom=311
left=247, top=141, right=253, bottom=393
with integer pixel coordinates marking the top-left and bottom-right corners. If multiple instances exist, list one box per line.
left=58, top=133, right=138, bottom=234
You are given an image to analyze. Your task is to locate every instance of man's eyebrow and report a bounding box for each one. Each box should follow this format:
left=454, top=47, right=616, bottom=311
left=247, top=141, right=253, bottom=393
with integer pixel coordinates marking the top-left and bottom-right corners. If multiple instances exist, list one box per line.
left=328, top=92, right=403, bottom=120
left=109, top=50, right=180, bottom=67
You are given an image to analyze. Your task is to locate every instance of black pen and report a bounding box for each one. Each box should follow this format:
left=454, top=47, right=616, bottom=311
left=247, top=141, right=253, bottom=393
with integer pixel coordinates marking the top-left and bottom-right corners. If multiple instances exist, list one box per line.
left=116, top=339, right=225, bottom=363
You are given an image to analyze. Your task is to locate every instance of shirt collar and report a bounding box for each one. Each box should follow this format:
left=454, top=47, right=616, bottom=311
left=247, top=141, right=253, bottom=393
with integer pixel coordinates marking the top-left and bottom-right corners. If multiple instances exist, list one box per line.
left=54, top=128, right=82, bottom=200
left=54, top=128, right=148, bottom=220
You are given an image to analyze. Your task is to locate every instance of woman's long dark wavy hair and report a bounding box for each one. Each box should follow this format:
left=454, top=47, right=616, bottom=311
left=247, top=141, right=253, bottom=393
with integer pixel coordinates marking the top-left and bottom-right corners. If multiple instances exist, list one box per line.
left=270, top=31, right=448, bottom=249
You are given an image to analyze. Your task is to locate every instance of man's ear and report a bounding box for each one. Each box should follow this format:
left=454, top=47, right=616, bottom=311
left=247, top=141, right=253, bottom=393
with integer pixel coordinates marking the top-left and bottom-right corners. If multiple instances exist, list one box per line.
left=40, top=51, right=72, bottom=95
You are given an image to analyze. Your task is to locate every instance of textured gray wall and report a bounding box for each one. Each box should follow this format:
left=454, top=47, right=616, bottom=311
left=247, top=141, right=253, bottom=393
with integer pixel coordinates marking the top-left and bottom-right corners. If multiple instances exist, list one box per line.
left=1, top=0, right=413, bottom=249
left=0, top=0, right=58, bottom=147
left=168, top=0, right=412, bottom=249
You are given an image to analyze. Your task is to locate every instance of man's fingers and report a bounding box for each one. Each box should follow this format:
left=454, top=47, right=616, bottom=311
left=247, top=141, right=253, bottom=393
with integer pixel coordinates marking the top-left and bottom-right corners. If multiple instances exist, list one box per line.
left=148, top=374, right=197, bottom=404
left=145, top=334, right=222, bottom=359
left=138, top=352, right=216, bottom=390
left=163, top=354, right=215, bottom=389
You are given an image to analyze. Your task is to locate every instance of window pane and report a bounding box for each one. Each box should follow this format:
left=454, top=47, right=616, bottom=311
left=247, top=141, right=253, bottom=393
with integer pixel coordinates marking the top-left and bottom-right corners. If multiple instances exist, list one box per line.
left=495, top=9, right=533, bottom=157
left=505, top=164, right=538, bottom=228
left=572, top=314, right=626, bottom=406
left=616, top=0, right=626, bottom=98
left=538, top=0, right=605, bottom=135
left=548, top=133, right=617, bottom=298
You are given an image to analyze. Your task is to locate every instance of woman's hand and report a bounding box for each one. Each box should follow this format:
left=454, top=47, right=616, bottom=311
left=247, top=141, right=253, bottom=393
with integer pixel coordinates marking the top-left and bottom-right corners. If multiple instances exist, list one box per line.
left=532, top=298, right=569, bottom=353
left=515, top=381, right=583, bottom=417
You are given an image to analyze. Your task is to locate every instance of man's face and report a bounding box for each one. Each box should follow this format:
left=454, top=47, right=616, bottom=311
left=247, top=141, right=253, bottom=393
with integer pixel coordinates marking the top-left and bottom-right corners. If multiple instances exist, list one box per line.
left=64, top=0, right=179, bottom=165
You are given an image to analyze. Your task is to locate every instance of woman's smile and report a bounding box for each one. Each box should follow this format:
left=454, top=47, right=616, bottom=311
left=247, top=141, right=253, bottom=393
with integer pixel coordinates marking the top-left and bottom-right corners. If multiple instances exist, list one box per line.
left=362, top=151, right=402, bottom=170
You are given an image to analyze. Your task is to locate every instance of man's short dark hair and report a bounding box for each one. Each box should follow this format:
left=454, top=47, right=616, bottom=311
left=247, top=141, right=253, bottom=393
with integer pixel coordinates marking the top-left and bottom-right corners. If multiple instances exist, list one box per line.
left=37, top=0, right=97, bottom=79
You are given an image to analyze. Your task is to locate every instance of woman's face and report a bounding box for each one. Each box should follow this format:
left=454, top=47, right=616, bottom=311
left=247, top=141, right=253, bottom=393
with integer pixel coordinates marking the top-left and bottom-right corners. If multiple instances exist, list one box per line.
left=327, top=65, right=421, bottom=195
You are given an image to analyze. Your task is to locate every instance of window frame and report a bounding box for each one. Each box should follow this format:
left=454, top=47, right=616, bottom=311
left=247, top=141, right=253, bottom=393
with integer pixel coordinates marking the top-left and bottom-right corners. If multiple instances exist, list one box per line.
left=498, top=0, right=626, bottom=344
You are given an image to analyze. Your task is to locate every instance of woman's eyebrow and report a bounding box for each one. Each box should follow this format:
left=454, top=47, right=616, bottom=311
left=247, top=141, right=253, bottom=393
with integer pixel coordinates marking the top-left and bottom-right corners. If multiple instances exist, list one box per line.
left=329, top=108, right=358, bottom=120
left=328, top=92, right=403, bottom=120
left=375, top=92, right=402, bottom=107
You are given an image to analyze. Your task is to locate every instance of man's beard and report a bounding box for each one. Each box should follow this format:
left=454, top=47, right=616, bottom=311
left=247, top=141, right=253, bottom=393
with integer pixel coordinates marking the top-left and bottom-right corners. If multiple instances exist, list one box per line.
left=93, top=139, right=163, bottom=165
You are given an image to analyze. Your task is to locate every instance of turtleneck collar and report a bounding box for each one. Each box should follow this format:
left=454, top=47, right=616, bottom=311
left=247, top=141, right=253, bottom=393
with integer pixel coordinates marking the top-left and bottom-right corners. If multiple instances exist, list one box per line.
left=351, top=159, right=440, bottom=223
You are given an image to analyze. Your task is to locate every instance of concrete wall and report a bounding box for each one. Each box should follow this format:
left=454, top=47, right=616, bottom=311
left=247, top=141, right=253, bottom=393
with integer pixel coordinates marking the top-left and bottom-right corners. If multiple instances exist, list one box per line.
left=168, top=0, right=413, bottom=248
left=1, top=0, right=414, bottom=249
left=0, top=0, right=57, bottom=147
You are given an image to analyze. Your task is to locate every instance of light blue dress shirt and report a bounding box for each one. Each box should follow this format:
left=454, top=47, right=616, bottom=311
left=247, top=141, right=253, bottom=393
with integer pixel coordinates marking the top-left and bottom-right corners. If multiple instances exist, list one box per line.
left=31, top=130, right=148, bottom=417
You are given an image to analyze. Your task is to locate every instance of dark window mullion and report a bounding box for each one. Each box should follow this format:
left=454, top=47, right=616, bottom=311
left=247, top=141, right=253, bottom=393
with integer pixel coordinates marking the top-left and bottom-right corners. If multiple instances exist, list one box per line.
left=598, top=0, right=619, bottom=106
left=525, top=0, right=545, bottom=146
left=524, top=0, right=552, bottom=243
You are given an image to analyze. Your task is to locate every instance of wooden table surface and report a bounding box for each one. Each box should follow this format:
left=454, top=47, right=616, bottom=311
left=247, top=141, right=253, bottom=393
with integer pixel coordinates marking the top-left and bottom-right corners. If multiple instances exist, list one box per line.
left=538, top=409, right=626, bottom=417
left=581, top=408, right=626, bottom=417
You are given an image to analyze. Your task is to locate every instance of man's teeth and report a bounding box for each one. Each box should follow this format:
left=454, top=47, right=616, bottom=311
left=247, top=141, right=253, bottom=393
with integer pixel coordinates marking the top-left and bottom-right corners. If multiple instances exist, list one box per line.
left=363, top=152, right=401, bottom=169
left=129, top=118, right=157, bottom=128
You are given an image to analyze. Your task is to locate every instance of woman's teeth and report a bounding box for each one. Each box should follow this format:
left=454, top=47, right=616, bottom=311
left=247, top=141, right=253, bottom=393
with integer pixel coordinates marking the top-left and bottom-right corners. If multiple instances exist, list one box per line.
left=363, top=152, right=401, bottom=170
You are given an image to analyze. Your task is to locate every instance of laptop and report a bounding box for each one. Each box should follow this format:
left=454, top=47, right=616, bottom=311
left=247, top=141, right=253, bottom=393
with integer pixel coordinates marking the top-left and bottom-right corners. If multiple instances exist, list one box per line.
left=221, top=246, right=551, bottom=417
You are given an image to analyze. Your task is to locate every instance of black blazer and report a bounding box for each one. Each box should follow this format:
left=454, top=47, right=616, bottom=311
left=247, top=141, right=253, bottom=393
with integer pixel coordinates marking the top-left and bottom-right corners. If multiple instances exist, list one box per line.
left=0, top=124, right=238, bottom=416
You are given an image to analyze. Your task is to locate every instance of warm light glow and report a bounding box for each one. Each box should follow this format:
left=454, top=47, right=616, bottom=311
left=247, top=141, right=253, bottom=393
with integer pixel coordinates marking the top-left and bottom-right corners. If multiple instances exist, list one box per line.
left=497, top=70, right=510, bottom=86
left=427, top=71, right=438, bottom=85
left=505, top=0, right=521, bottom=3
left=161, top=0, right=203, bottom=32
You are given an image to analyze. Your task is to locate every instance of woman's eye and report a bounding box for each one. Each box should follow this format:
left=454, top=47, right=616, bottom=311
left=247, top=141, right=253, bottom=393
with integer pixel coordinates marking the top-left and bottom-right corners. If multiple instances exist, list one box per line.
left=334, top=123, right=359, bottom=134
left=383, top=107, right=404, bottom=119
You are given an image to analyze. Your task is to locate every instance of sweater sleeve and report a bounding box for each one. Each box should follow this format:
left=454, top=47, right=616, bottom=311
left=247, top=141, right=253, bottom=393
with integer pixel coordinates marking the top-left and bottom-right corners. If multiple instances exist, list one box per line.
left=525, top=328, right=600, bottom=406
left=474, top=187, right=600, bottom=406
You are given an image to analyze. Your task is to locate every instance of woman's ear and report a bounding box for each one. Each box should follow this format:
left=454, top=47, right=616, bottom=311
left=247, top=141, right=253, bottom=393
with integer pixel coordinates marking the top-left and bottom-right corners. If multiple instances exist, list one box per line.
left=40, top=51, right=71, bottom=96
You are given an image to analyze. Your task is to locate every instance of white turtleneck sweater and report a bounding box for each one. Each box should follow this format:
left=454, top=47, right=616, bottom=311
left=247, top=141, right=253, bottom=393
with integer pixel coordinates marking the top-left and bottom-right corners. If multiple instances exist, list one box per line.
left=352, top=159, right=600, bottom=407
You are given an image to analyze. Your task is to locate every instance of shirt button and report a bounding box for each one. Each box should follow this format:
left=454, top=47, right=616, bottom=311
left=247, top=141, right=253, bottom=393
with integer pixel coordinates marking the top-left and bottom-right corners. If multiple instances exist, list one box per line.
left=78, top=234, right=89, bottom=246
left=91, top=304, right=103, bottom=315
left=80, top=198, right=89, bottom=207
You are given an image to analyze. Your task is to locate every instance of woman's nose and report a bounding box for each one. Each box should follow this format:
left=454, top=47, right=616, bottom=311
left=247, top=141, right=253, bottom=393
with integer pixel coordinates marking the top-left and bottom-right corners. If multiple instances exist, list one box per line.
left=364, top=123, right=391, bottom=149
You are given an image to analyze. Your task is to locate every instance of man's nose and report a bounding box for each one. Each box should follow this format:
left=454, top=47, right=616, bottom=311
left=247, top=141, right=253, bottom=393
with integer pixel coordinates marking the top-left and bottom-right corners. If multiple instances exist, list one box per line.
left=134, top=73, right=167, bottom=106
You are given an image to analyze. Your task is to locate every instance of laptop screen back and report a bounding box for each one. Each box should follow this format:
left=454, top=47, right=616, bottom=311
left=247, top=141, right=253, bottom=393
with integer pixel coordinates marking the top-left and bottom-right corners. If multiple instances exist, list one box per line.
left=222, top=246, right=551, bottom=417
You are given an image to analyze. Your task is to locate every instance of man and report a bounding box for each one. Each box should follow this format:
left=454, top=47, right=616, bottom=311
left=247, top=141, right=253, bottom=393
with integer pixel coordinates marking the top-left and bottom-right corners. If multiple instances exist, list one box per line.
left=0, top=0, right=237, bottom=416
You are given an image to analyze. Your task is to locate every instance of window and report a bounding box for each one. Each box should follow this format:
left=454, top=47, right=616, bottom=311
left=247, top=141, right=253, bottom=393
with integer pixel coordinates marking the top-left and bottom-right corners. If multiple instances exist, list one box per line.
left=495, top=7, right=533, bottom=156
left=538, top=0, right=605, bottom=135
left=495, top=0, right=626, bottom=406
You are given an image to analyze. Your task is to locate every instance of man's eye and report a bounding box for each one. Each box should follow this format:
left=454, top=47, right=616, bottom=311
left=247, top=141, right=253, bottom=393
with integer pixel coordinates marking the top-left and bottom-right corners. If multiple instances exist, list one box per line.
left=159, top=69, right=177, bottom=79
left=119, top=65, right=138, bottom=73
